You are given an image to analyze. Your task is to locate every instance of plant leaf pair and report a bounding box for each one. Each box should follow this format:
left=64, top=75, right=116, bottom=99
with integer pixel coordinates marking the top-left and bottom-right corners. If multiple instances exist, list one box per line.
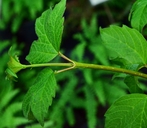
left=22, top=0, right=66, bottom=126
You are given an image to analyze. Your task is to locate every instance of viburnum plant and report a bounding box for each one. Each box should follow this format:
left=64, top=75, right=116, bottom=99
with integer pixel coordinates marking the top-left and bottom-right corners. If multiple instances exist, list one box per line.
left=6, top=0, right=147, bottom=127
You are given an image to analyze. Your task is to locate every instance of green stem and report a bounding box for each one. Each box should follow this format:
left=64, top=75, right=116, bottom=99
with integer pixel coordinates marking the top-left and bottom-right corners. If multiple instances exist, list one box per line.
left=23, top=61, right=147, bottom=79
left=24, top=63, right=73, bottom=68
left=74, top=62, right=147, bottom=79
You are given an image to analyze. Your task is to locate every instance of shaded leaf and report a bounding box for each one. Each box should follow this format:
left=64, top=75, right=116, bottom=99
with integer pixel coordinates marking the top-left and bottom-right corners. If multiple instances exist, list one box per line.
left=0, top=89, right=19, bottom=111
left=129, top=0, right=147, bottom=32
left=66, top=107, right=75, bottom=126
left=25, top=0, right=43, bottom=19
left=124, top=76, right=143, bottom=93
left=0, top=102, right=28, bottom=128
left=100, top=25, right=147, bottom=66
left=26, top=0, right=66, bottom=64
left=124, top=64, right=143, bottom=93
left=22, top=68, right=57, bottom=126
left=105, top=94, right=147, bottom=128
left=94, top=81, right=106, bottom=106
left=84, top=86, right=97, bottom=128
left=50, top=74, right=77, bottom=128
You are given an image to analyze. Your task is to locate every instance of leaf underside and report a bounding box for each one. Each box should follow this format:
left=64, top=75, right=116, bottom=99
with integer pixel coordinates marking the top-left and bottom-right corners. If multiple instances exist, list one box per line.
left=105, top=94, right=147, bottom=128
left=129, top=0, right=147, bottom=32
left=26, top=0, right=66, bottom=64
left=22, top=68, right=57, bottom=126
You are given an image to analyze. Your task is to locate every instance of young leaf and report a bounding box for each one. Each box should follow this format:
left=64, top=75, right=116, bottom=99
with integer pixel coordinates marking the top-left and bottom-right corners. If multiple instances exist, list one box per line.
left=6, top=56, right=27, bottom=80
left=100, top=25, right=147, bottom=66
left=105, top=94, right=147, bottom=128
left=26, top=0, right=66, bottom=64
left=22, top=68, right=57, bottom=126
left=129, top=0, right=147, bottom=32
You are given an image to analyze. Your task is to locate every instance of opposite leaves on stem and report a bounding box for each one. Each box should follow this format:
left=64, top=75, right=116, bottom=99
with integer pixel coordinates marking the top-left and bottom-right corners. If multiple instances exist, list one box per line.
left=22, top=0, right=66, bottom=125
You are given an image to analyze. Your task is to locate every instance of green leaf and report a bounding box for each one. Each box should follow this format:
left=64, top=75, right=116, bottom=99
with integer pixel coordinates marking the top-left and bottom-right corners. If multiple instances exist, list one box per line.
left=124, top=64, right=143, bottom=93
left=66, top=107, right=75, bottom=126
left=0, top=88, right=19, bottom=111
left=129, top=0, right=147, bottom=32
left=105, top=94, right=147, bottom=128
left=50, top=73, right=77, bottom=128
left=26, top=0, right=66, bottom=64
left=124, top=76, right=143, bottom=93
left=84, top=86, right=97, bottom=128
left=22, top=68, right=57, bottom=126
left=25, top=0, right=43, bottom=19
left=6, top=55, right=26, bottom=80
left=94, top=81, right=106, bottom=106
left=100, top=25, right=147, bottom=66
left=0, top=102, right=28, bottom=128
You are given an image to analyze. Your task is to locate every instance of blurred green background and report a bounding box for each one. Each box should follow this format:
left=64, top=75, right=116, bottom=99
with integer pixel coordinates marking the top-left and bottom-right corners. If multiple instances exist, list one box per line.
left=0, top=0, right=136, bottom=128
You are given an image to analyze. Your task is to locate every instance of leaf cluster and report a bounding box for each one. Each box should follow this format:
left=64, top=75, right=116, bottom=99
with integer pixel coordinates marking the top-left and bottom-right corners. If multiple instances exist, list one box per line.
left=101, top=0, right=147, bottom=127
left=2, top=0, right=147, bottom=128
left=0, top=0, right=59, bottom=33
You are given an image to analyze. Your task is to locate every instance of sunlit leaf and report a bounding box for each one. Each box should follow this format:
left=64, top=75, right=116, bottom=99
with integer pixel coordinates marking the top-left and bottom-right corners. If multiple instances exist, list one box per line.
left=100, top=25, right=147, bottom=66
left=26, top=0, right=66, bottom=64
